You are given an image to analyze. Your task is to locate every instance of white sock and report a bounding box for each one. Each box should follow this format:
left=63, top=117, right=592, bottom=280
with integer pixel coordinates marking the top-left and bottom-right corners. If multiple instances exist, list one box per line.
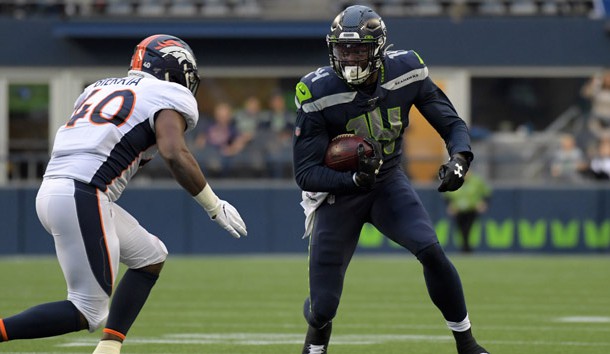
left=92, top=340, right=122, bottom=354
left=446, top=313, right=471, bottom=332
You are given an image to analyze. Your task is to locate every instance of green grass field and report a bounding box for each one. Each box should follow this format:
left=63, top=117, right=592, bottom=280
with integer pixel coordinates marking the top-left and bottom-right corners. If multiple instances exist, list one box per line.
left=1, top=254, right=609, bottom=354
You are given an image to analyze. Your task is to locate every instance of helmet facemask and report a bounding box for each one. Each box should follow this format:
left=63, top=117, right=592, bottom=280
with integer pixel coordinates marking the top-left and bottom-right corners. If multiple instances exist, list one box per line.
left=184, top=67, right=200, bottom=96
left=163, top=63, right=200, bottom=96
left=326, top=6, right=387, bottom=86
left=329, top=41, right=379, bottom=85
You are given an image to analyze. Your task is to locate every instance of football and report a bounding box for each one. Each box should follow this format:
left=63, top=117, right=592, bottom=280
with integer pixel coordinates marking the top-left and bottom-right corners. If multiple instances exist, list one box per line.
left=324, top=134, right=374, bottom=172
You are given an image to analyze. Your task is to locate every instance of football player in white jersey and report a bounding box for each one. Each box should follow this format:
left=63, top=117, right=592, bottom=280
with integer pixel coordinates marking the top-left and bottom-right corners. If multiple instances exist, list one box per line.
left=0, top=34, right=247, bottom=354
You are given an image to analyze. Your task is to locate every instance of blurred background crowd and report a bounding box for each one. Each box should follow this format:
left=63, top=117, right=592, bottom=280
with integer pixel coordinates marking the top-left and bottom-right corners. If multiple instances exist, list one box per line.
left=0, top=0, right=600, bottom=19
left=2, top=0, right=610, bottom=186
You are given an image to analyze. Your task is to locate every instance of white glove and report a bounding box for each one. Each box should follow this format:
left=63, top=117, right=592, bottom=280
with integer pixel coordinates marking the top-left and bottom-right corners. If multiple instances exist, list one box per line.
left=194, top=184, right=247, bottom=238
left=206, top=199, right=247, bottom=238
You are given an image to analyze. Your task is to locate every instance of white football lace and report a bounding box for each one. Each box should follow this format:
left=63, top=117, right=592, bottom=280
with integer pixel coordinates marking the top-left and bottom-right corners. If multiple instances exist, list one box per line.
left=332, top=133, right=355, bottom=140
left=307, top=344, right=326, bottom=354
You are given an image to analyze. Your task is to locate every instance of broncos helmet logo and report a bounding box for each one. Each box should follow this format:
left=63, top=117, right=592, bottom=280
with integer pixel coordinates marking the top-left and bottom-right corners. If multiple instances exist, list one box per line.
left=156, top=44, right=197, bottom=69
left=129, top=34, right=200, bottom=95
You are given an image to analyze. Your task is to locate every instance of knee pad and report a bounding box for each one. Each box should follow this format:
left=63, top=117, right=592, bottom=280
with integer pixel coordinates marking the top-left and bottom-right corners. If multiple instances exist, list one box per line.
left=149, top=237, right=168, bottom=265
left=122, top=236, right=168, bottom=270
left=303, top=297, right=335, bottom=329
left=67, top=292, right=109, bottom=332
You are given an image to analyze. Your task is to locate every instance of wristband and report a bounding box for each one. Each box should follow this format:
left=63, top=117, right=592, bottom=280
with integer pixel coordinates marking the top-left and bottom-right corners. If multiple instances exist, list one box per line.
left=193, top=184, right=219, bottom=213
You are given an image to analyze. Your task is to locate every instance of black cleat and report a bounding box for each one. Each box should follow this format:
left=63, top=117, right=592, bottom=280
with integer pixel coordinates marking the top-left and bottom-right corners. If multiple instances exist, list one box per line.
left=453, top=328, right=490, bottom=354
left=458, top=343, right=490, bottom=354
left=302, top=322, right=332, bottom=354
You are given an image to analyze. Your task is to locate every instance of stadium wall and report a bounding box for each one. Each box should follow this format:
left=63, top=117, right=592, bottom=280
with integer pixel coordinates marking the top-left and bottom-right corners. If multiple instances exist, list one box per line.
left=1, top=185, right=608, bottom=255
left=0, top=17, right=609, bottom=67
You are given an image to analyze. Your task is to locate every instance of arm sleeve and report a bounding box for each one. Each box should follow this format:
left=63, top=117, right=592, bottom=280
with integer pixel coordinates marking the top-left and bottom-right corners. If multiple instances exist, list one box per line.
left=292, top=109, right=358, bottom=193
left=414, top=77, right=473, bottom=160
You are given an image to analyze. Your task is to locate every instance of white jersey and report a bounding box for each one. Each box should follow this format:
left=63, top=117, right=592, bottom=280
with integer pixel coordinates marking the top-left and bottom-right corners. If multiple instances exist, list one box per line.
left=44, top=73, right=198, bottom=201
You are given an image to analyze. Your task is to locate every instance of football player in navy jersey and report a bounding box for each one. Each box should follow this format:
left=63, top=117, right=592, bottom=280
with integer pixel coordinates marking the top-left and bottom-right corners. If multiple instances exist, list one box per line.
left=293, top=5, right=489, bottom=354
left=0, top=35, right=246, bottom=354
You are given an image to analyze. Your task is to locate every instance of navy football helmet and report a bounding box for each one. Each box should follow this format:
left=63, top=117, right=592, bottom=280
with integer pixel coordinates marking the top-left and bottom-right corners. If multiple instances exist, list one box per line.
left=129, top=34, right=200, bottom=95
left=327, top=5, right=387, bottom=85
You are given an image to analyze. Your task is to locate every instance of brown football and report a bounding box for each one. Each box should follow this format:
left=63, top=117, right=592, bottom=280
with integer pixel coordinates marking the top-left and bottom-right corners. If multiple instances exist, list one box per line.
left=324, top=134, right=373, bottom=172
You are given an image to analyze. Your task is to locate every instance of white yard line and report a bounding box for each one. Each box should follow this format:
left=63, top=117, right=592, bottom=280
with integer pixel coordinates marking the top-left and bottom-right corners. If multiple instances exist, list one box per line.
left=56, top=332, right=610, bottom=348
left=556, top=316, right=610, bottom=323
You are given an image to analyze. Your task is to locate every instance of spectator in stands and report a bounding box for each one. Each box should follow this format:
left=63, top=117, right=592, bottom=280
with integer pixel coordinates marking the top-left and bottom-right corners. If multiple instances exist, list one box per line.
left=234, top=95, right=263, bottom=143
left=443, top=172, right=492, bottom=253
left=588, top=137, right=610, bottom=179
left=581, top=70, right=610, bottom=144
left=261, top=90, right=296, bottom=134
left=230, top=95, right=266, bottom=176
left=189, top=101, right=241, bottom=177
left=549, top=133, right=587, bottom=183
left=260, top=90, right=296, bottom=178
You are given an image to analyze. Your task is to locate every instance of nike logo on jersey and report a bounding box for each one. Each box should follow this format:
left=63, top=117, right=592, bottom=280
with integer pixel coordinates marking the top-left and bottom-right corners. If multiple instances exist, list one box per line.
left=296, top=82, right=312, bottom=104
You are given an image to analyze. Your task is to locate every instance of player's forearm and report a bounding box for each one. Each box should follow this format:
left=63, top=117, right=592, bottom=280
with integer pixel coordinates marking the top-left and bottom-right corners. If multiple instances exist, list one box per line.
left=163, top=149, right=207, bottom=196
left=294, top=165, right=357, bottom=194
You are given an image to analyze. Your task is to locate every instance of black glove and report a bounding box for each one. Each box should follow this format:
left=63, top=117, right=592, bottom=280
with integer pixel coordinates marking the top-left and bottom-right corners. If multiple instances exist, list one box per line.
left=437, top=154, right=470, bottom=192
left=353, top=138, right=383, bottom=190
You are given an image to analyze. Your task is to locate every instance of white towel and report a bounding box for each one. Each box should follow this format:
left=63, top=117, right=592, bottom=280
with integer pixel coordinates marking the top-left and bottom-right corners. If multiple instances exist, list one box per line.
left=300, top=191, right=329, bottom=238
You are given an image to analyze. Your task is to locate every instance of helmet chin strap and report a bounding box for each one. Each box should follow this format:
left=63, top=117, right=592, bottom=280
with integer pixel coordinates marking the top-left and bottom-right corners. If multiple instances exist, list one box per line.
left=342, top=65, right=371, bottom=85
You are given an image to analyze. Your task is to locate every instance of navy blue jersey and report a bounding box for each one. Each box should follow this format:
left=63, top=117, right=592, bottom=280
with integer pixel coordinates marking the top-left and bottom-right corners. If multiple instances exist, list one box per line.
left=293, top=50, right=472, bottom=193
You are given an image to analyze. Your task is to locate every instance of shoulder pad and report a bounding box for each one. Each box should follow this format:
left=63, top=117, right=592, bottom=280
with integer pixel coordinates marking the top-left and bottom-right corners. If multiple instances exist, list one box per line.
left=385, top=49, right=426, bottom=69
left=295, top=67, right=339, bottom=106
left=150, top=80, right=199, bottom=132
left=381, top=50, right=429, bottom=90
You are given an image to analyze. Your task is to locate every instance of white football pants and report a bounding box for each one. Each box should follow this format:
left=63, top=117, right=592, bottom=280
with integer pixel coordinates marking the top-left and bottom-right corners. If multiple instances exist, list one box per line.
left=35, top=178, right=168, bottom=331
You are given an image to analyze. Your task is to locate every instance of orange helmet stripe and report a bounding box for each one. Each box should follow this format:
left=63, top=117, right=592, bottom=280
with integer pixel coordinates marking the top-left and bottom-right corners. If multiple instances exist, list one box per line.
left=131, top=34, right=162, bottom=71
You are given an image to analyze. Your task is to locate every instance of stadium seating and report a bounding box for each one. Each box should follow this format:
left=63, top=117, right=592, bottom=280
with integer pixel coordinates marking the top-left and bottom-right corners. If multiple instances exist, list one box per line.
left=0, top=0, right=597, bottom=19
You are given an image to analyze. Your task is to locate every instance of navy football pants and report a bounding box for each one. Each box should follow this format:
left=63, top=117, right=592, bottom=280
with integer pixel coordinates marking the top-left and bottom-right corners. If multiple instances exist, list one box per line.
left=305, top=168, right=467, bottom=328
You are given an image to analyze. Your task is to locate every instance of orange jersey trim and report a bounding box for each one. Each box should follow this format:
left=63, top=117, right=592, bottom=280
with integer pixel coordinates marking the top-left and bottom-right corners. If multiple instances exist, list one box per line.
left=103, top=328, right=126, bottom=341
left=96, top=189, right=114, bottom=287
left=0, top=318, right=8, bottom=341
